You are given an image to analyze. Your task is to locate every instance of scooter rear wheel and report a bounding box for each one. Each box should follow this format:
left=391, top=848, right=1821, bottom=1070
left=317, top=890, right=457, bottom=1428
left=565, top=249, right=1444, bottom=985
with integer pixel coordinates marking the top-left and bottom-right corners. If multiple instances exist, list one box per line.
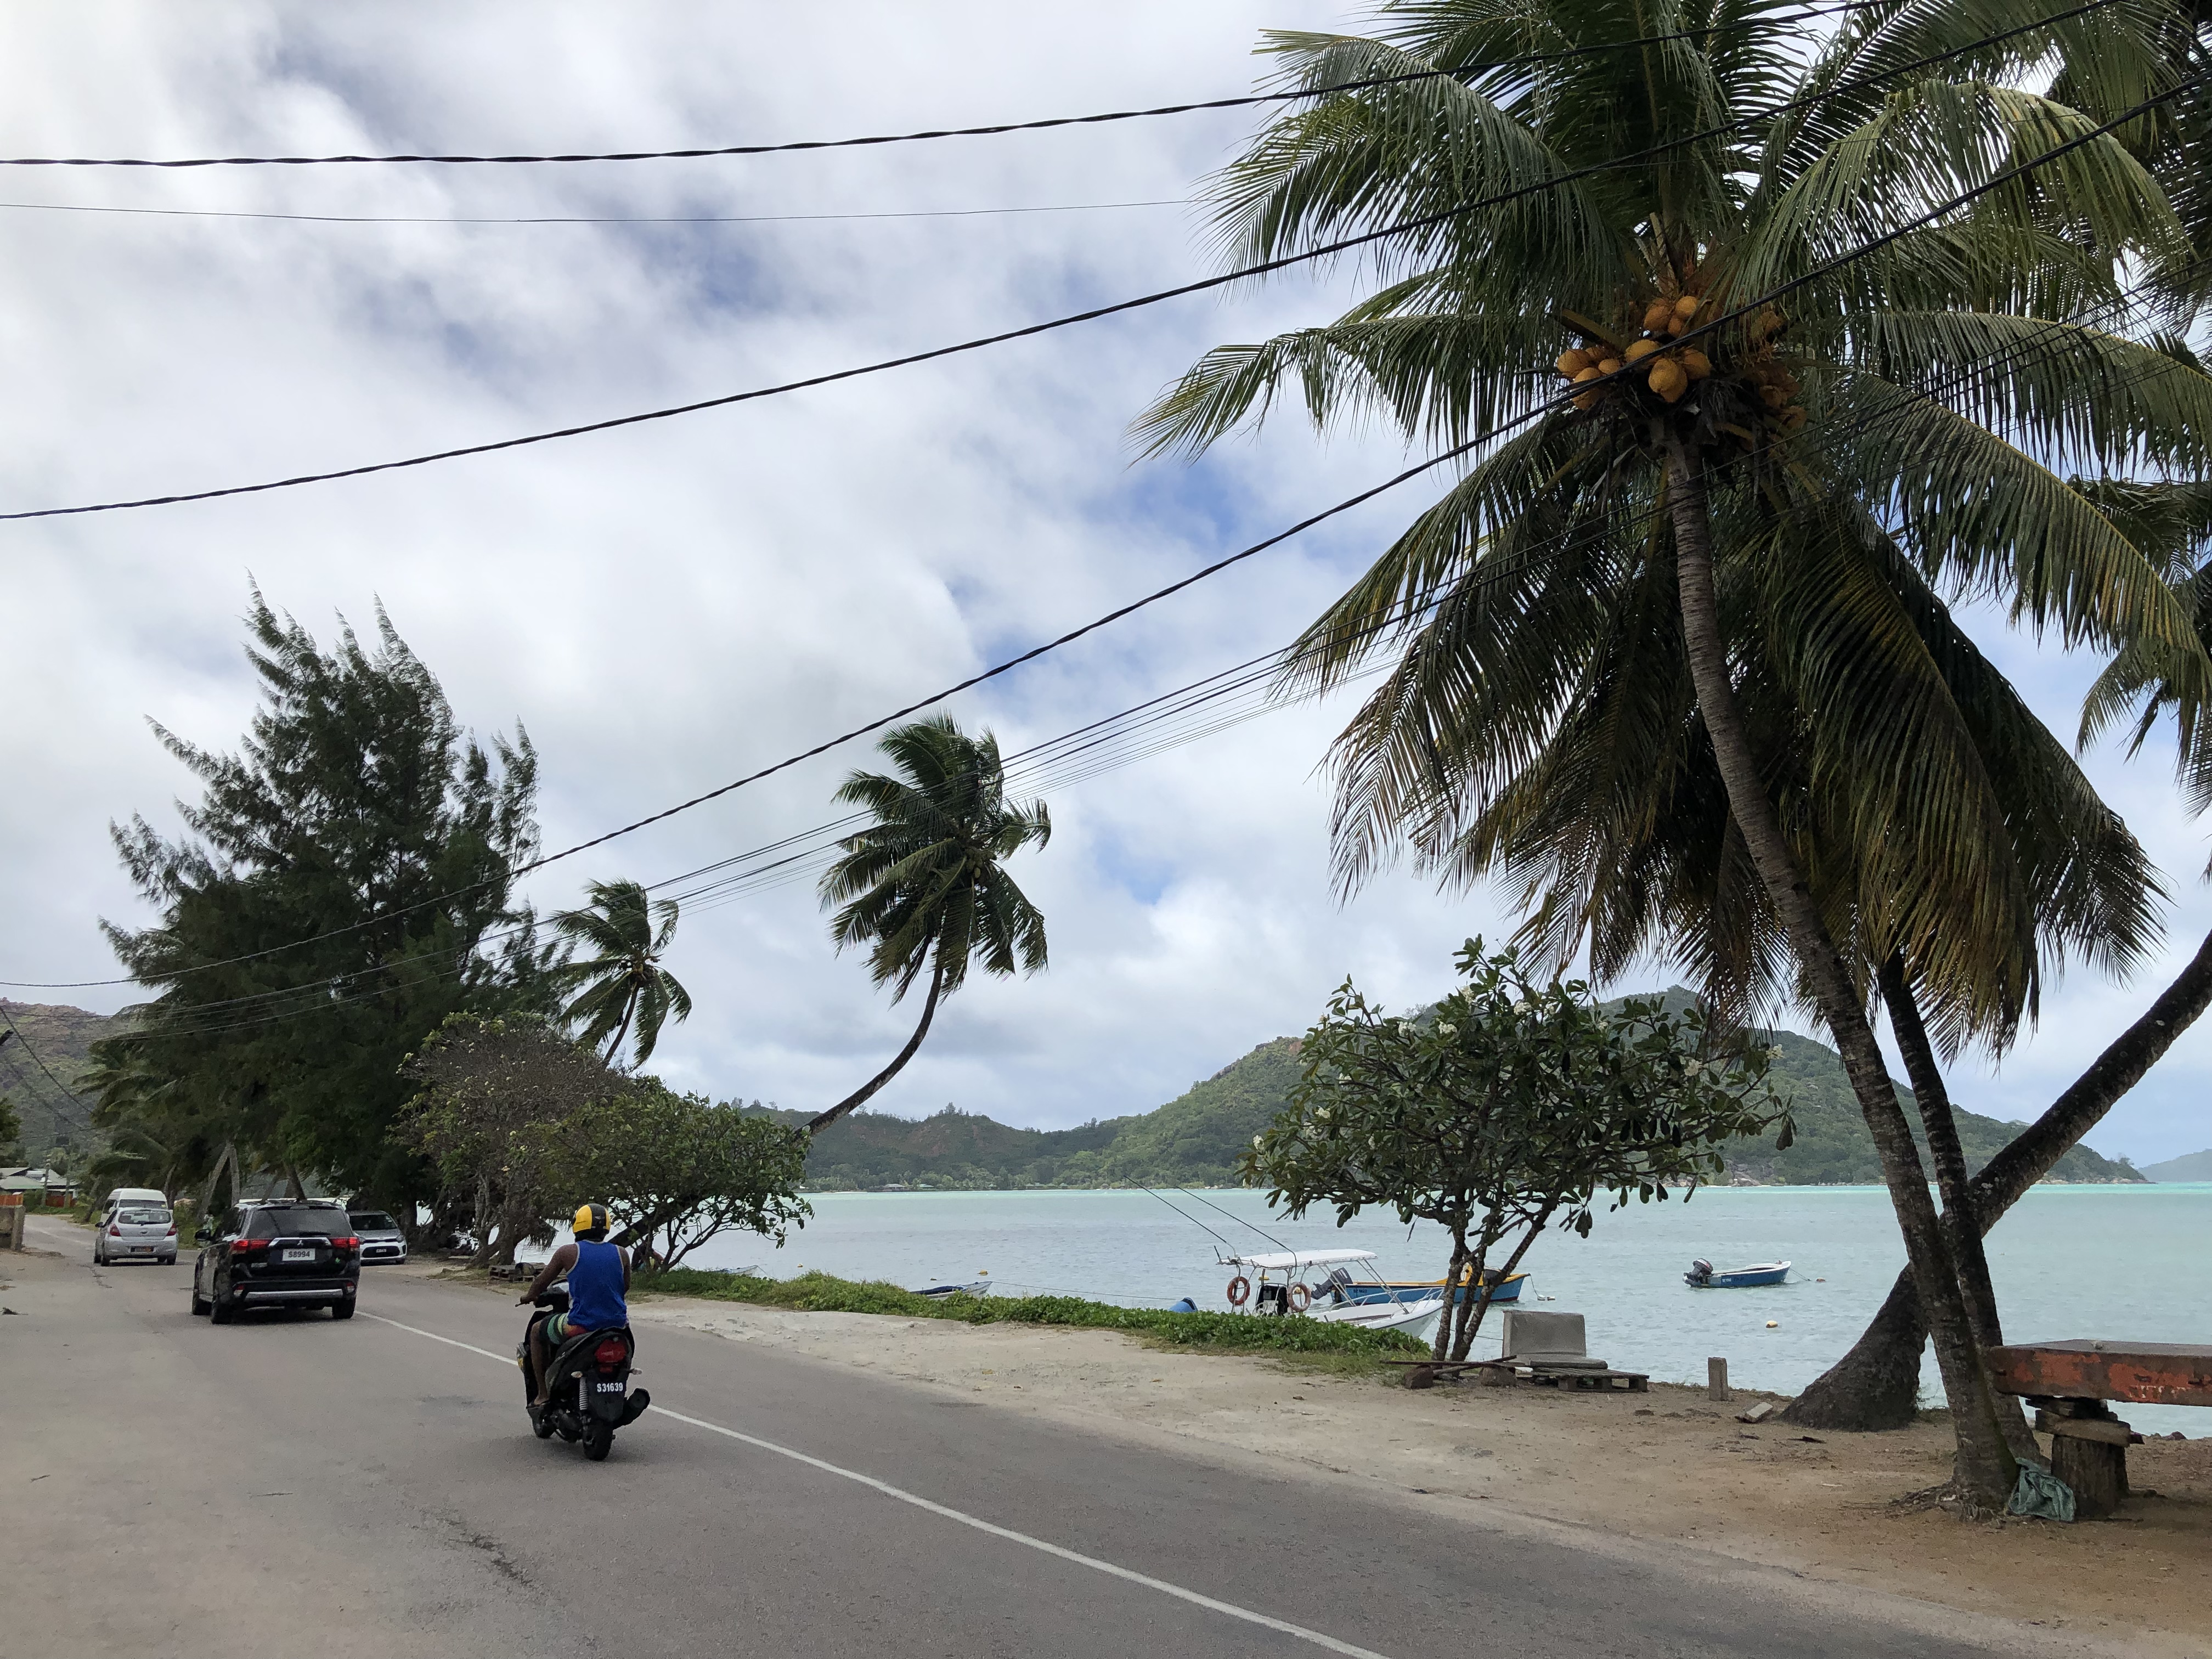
left=583, top=1421, right=614, bottom=1462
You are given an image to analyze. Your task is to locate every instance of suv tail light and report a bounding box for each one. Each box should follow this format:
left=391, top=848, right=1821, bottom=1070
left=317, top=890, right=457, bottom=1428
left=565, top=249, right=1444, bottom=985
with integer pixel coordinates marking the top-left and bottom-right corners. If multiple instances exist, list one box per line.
left=592, top=1337, right=628, bottom=1371
left=330, top=1235, right=359, bottom=1250
left=232, top=1238, right=269, bottom=1254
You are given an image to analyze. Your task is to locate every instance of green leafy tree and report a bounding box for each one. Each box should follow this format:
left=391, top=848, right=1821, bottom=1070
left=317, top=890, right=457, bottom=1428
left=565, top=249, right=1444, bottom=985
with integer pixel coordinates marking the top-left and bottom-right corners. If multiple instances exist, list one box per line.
left=0, top=1092, right=20, bottom=1159
left=1141, top=0, right=2204, bottom=1502
left=546, top=879, right=693, bottom=1068
left=97, top=590, right=553, bottom=1218
left=810, top=715, right=1051, bottom=1133
left=522, top=1088, right=810, bottom=1270
left=404, top=1014, right=805, bottom=1271
left=403, top=1015, right=630, bottom=1265
left=1246, top=944, right=1786, bottom=1360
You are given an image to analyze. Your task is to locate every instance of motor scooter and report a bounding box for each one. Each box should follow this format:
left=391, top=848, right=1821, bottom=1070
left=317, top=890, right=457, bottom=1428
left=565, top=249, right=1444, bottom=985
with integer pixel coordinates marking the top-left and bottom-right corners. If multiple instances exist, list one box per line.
left=517, top=1286, right=650, bottom=1460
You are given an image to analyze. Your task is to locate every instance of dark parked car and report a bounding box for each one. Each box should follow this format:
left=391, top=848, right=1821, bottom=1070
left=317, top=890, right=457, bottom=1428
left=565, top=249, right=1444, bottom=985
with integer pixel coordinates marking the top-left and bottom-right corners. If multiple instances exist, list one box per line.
left=191, top=1200, right=360, bottom=1323
left=348, top=1210, right=408, bottom=1265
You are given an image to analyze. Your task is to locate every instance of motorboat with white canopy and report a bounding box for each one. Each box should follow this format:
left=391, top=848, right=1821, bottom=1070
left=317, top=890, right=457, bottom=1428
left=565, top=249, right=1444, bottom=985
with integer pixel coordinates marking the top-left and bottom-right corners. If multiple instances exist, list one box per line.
left=1220, top=1249, right=1444, bottom=1341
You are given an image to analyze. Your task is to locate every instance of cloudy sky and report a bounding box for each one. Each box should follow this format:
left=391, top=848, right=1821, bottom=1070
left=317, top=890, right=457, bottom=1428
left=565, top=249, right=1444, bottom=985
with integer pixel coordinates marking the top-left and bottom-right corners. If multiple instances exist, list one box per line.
left=1, top=2, right=2204, bottom=1166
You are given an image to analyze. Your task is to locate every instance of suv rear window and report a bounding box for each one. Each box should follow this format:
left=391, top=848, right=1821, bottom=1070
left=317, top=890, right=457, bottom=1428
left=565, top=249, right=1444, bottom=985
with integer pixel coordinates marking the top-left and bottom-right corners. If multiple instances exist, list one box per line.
left=245, top=1206, right=352, bottom=1239
left=349, top=1212, right=398, bottom=1232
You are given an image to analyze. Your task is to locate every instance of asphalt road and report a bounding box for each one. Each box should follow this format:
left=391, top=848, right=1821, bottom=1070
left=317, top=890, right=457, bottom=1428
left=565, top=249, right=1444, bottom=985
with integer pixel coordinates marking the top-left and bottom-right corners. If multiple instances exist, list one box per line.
left=6, top=1217, right=2026, bottom=1658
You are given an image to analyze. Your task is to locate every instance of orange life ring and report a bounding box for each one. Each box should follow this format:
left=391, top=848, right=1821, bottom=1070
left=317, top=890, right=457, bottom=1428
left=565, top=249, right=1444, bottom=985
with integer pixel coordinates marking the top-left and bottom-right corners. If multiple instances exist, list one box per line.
left=1286, top=1282, right=1312, bottom=1313
left=1226, top=1275, right=1251, bottom=1307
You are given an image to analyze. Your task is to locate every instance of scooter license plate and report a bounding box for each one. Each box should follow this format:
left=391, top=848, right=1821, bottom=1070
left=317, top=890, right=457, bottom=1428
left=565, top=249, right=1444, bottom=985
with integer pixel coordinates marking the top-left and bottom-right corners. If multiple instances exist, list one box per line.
left=281, top=1248, right=314, bottom=1261
left=594, top=1381, right=624, bottom=1393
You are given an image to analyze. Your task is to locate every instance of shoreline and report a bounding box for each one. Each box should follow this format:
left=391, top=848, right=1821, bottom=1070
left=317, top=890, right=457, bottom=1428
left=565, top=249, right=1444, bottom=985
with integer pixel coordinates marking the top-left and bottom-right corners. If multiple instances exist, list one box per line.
left=601, top=1276, right=2212, bottom=1652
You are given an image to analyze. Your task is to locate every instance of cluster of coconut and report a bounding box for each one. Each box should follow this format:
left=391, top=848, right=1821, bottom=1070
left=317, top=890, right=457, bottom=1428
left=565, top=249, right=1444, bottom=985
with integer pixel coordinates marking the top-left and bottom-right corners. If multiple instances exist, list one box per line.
left=1555, top=294, right=1712, bottom=410
left=1741, top=308, right=1807, bottom=434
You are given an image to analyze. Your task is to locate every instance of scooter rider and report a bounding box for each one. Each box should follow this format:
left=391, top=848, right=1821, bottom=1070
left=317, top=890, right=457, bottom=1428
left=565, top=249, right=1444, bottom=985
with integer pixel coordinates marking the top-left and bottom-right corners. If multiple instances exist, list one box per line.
left=522, top=1203, right=630, bottom=1409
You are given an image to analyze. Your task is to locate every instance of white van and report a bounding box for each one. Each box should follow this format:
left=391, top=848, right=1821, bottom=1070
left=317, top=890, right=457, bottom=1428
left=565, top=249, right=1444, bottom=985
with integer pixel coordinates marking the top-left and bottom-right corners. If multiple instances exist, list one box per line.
left=101, top=1187, right=167, bottom=1219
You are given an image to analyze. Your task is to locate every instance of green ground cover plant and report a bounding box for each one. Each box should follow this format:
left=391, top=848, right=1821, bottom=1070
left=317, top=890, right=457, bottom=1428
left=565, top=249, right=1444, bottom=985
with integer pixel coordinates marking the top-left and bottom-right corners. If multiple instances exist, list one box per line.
left=636, top=1266, right=1428, bottom=1362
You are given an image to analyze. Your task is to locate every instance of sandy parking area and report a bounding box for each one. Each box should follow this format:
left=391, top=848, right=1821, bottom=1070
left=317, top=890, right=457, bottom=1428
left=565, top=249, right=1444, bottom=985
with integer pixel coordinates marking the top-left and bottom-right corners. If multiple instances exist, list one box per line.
left=623, top=1288, right=2212, bottom=1653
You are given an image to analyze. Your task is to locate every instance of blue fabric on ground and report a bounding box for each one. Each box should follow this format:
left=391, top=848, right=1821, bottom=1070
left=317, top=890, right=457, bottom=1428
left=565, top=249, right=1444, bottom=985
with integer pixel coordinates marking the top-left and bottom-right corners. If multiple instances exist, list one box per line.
left=2007, top=1463, right=2076, bottom=1522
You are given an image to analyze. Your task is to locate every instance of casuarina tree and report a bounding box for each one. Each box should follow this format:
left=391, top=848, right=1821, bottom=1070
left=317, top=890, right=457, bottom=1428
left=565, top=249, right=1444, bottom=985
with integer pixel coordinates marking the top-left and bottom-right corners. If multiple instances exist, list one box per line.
left=1138, top=0, right=2205, bottom=1503
left=546, top=879, right=694, bottom=1069
left=96, top=588, right=554, bottom=1222
left=810, top=715, right=1050, bottom=1133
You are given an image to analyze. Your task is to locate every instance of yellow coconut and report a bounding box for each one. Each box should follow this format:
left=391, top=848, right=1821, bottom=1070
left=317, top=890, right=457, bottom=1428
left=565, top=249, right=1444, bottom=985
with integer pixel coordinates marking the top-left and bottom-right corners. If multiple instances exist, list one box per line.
left=1678, top=347, right=1712, bottom=380
left=1647, top=358, right=1690, bottom=403
left=1557, top=347, right=1593, bottom=377
left=1642, top=298, right=1675, bottom=334
left=1673, top=293, right=1700, bottom=318
left=1597, top=357, right=1624, bottom=376
left=1624, top=338, right=1661, bottom=363
left=1572, top=365, right=1604, bottom=385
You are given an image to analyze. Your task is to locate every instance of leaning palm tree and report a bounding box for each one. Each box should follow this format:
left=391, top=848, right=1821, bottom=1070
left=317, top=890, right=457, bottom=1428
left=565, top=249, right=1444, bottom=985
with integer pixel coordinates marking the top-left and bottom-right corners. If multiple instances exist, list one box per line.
left=810, top=715, right=1050, bottom=1133
left=546, top=879, right=693, bottom=1069
left=1138, top=0, right=2209, bottom=1502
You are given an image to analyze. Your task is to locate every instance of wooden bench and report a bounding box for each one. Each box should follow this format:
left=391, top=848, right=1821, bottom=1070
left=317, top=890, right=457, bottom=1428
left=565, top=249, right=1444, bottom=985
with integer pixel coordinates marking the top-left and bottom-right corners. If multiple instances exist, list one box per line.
left=1984, top=1341, right=2212, bottom=1519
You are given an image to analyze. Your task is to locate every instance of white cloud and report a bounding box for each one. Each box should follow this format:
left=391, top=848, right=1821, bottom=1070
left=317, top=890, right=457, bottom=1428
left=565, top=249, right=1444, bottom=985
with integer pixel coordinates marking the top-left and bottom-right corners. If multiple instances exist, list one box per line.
left=1, top=2, right=2203, bottom=1167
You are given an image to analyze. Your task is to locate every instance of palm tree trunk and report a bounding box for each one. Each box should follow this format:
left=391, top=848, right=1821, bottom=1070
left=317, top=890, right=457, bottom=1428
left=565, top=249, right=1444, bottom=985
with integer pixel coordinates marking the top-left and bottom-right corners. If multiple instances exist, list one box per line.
left=605, top=984, right=641, bottom=1068
left=806, top=954, right=948, bottom=1134
left=1876, top=957, right=2038, bottom=1459
left=1663, top=441, right=2015, bottom=1504
left=1787, top=920, right=2212, bottom=1429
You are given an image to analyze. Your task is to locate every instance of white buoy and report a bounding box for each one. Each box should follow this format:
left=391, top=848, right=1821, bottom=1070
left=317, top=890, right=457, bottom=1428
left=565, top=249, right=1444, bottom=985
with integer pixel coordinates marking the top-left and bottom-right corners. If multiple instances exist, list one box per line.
left=1765, top=1320, right=1779, bottom=1329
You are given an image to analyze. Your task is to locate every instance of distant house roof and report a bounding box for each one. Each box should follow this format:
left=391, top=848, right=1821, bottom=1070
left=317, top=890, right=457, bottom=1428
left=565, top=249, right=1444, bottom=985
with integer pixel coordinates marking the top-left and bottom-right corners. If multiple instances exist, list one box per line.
left=1, top=1166, right=75, bottom=1189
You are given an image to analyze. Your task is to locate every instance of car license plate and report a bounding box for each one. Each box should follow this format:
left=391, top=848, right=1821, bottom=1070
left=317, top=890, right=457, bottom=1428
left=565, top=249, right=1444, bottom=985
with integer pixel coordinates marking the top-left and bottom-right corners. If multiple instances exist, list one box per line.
left=281, top=1248, right=315, bottom=1261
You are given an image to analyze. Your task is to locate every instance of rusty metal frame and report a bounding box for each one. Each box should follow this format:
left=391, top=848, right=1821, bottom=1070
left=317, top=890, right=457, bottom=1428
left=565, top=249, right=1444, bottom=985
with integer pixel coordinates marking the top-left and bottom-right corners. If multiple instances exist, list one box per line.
left=1984, top=1341, right=2212, bottom=1408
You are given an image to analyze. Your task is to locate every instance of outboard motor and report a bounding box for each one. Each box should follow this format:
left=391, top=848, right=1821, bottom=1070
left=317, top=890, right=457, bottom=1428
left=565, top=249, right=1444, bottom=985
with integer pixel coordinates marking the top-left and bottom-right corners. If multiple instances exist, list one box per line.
left=1685, top=1258, right=1715, bottom=1286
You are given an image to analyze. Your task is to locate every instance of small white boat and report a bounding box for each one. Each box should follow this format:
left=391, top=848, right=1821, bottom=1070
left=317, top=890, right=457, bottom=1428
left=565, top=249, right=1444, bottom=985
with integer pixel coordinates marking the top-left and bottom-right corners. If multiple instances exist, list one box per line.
left=1220, top=1249, right=1445, bottom=1342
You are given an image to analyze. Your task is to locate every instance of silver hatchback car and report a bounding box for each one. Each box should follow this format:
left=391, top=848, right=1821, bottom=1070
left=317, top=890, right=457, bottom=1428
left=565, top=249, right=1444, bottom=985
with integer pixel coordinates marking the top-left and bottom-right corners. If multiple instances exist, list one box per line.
left=95, top=1204, right=177, bottom=1265
left=348, top=1210, right=409, bottom=1265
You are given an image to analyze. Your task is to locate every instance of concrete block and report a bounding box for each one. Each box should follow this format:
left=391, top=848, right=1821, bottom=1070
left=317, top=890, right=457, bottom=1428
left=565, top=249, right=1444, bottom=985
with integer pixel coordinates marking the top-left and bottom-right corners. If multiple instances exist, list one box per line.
left=1501, top=1308, right=1587, bottom=1359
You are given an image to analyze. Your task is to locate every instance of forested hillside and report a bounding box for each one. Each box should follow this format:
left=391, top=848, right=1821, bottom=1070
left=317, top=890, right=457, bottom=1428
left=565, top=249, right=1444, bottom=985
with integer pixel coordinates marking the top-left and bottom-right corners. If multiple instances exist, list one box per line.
left=0, top=1000, right=117, bottom=1159
left=776, top=1017, right=2140, bottom=1191
left=14, top=996, right=2141, bottom=1192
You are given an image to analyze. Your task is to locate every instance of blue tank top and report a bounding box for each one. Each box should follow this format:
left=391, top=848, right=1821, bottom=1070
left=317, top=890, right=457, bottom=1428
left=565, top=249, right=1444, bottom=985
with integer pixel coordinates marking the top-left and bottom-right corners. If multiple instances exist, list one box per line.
left=567, top=1238, right=627, bottom=1330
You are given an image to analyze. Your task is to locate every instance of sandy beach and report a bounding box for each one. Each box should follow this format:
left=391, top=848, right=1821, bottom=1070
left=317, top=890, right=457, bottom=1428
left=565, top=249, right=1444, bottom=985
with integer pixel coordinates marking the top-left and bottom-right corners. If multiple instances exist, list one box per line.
left=624, top=1285, right=2212, bottom=1653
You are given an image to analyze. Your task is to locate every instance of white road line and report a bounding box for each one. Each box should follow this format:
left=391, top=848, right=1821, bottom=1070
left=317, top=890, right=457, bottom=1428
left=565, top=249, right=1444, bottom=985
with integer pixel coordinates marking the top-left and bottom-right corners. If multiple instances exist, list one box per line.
left=362, top=1311, right=1395, bottom=1659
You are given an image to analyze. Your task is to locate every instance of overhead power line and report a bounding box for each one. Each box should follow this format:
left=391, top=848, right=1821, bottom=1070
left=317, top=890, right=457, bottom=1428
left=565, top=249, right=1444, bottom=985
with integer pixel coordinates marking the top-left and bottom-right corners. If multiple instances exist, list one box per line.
left=0, top=196, right=1186, bottom=227
left=21, top=241, right=2192, bottom=1028
left=0, top=69, right=2181, bottom=1001
left=0, top=3, right=1878, bottom=171
left=91, top=285, right=2200, bottom=1047
left=0, top=0, right=2097, bottom=524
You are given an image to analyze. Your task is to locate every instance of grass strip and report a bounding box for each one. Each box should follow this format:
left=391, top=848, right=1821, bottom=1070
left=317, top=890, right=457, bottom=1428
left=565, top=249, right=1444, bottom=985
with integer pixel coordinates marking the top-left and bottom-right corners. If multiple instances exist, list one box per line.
left=637, top=1266, right=1428, bottom=1359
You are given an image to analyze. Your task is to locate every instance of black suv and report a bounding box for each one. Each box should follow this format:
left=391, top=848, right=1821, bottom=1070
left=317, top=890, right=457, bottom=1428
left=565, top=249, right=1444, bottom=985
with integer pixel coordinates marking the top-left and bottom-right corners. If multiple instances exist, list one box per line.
left=191, top=1200, right=360, bottom=1323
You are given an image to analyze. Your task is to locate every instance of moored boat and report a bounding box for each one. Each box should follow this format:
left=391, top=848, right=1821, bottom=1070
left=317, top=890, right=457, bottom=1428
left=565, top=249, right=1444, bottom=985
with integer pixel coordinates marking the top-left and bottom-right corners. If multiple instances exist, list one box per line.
left=1221, top=1248, right=1446, bottom=1341
left=1684, top=1258, right=1791, bottom=1289
left=1334, top=1267, right=1528, bottom=1308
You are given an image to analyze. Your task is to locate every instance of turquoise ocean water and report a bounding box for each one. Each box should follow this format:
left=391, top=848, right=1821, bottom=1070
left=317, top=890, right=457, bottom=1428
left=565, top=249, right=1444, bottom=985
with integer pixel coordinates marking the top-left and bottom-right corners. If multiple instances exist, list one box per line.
left=680, top=1182, right=2209, bottom=1435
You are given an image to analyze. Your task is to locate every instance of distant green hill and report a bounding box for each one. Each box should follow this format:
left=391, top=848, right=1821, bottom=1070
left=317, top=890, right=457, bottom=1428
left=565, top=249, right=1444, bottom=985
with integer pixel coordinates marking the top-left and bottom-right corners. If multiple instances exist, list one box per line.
left=0, top=1000, right=117, bottom=1159
left=2140, top=1148, right=2212, bottom=1182
left=775, top=1006, right=2139, bottom=1191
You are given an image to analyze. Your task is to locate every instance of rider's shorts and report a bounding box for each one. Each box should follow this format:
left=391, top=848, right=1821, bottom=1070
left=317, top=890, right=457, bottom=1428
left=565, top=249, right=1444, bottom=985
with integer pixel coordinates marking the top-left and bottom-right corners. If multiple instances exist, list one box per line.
left=544, top=1312, right=574, bottom=1342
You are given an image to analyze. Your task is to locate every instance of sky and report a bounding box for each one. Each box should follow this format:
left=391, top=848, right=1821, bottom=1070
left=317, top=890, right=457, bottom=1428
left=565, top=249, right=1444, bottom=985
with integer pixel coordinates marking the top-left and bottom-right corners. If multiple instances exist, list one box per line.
left=0, top=2, right=2205, bottom=1167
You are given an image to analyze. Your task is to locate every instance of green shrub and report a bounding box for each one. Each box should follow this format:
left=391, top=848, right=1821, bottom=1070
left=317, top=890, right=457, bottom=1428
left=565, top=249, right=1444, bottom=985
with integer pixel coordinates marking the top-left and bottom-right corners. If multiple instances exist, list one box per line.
left=636, top=1267, right=1427, bottom=1357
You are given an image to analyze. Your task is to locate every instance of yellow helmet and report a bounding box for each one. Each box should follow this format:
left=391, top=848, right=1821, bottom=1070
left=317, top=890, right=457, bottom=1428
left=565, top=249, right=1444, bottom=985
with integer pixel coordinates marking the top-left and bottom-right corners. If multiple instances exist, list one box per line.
left=572, top=1203, right=608, bottom=1236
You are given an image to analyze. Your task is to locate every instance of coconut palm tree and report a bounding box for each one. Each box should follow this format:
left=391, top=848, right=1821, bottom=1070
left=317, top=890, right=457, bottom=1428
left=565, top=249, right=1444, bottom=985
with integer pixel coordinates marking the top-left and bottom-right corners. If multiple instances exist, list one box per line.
left=546, top=880, right=693, bottom=1069
left=1137, top=0, right=2209, bottom=1501
left=811, top=716, right=1050, bottom=1133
